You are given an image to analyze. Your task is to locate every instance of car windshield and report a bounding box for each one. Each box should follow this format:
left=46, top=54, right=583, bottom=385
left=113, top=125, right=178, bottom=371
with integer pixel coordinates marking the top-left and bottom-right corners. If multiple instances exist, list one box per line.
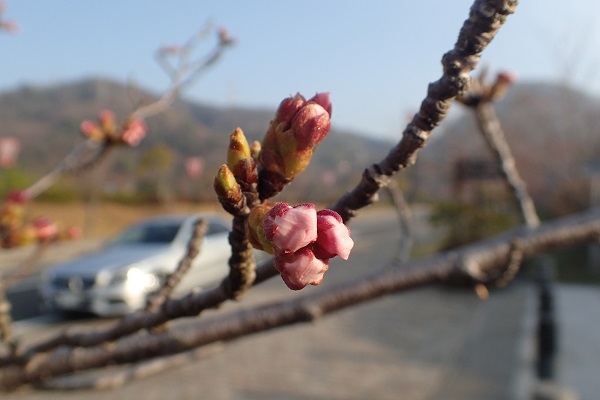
left=110, top=221, right=183, bottom=245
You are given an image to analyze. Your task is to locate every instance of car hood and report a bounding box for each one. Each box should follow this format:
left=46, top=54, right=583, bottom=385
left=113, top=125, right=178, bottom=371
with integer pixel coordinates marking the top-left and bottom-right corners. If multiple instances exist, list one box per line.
left=49, top=245, right=173, bottom=276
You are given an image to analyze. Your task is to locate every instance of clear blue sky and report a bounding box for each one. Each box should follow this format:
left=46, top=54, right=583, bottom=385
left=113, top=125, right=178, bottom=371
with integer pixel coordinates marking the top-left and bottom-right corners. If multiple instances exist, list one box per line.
left=1, top=1, right=599, bottom=140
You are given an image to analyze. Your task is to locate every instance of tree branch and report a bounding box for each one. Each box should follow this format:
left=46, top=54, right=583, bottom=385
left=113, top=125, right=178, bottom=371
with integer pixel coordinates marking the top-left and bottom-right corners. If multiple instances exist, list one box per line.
left=330, top=0, right=518, bottom=222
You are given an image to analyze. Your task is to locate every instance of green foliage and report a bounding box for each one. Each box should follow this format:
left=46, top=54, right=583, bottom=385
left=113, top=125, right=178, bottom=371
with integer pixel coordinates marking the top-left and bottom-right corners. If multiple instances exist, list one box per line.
left=0, top=167, right=33, bottom=197
left=430, top=200, right=519, bottom=251
left=35, top=180, right=82, bottom=203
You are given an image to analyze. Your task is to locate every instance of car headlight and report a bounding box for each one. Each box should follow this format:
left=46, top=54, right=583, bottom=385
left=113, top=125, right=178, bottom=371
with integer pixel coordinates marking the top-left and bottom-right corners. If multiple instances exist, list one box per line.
left=125, top=268, right=160, bottom=292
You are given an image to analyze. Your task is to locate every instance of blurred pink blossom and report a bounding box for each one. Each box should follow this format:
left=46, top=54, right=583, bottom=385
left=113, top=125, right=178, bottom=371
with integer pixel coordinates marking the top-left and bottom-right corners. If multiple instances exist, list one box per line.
left=121, top=119, right=147, bottom=146
left=32, top=217, right=58, bottom=241
left=6, top=190, right=28, bottom=204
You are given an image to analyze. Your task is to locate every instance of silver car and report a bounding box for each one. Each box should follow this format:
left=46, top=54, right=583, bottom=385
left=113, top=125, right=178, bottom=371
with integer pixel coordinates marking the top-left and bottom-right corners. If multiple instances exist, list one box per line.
left=40, top=214, right=232, bottom=317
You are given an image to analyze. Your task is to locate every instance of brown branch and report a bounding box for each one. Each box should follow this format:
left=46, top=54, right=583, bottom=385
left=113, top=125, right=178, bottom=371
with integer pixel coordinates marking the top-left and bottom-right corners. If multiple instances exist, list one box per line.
left=473, top=102, right=540, bottom=227
left=223, top=214, right=256, bottom=300
left=329, top=0, right=518, bottom=222
left=23, top=140, right=109, bottom=200
left=384, top=180, right=414, bottom=263
left=145, top=219, right=208, bottom=313
left=2, top=206, right=599, bottom=391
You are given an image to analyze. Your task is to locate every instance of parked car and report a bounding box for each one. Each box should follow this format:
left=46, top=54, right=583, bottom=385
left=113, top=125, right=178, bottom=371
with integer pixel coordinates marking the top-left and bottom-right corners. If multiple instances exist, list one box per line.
left=40, top=213, right=234, bottom=317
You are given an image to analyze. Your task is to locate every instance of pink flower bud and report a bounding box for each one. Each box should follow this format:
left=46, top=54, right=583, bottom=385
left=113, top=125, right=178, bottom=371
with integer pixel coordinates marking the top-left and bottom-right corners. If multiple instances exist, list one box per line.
left=66, top=226, right=83, bottom=240
left=497, top=71, right=517, bottom=85
left=80, top=120, right=104, bottom=141
left=275, top=93, right=306, bottom=132
left=32, top=217, right=58, bottom=241
left=263, top=203, right=317, bottom=254
left=308, top=92, right=332, bottom=116
left=0, top=21, right=18, bottom=33
left=312, top=209, right=354, bottom=260
left=6, top=190, right=28, bottom=204
left=291, top=103, right=331, bottom=151
left=121, top=119, right=146, bottom=146
left=274, top=247, right=329, bottom=290
left=98, top=110, right=115, bottom=133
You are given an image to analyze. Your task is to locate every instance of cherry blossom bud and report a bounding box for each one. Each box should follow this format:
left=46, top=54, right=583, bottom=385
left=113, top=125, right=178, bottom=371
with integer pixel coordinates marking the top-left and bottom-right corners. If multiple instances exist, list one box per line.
left=66, top=226, right=83, bottom=240
left=6, top=190, right=28, bottom=204
left=250, top=140, right=261, bottom=160
left=227, top=128, right=251, bottom=169
left=308, top=92, right=332, bottom=116
left=312, top=209, right=354, bottom=260
left=32, top=217, right=58, bottom=241
left=227, top=128, right=257, bottom=186
left=214, top=164, right=244, bottom=207
left=218, top=26, right=236, bottom=46
left=274, top=247, right=329, bottom=290
left=291, top=102, right=331, bottom=151
left=80, top=120, right=104, bottom=142
left=0, top=21, right=18, bottom=33
left=257, top=92, right=332, bottom=199
left=488, top=71, right=517, bottom=101
left=263, top=203, right=317, bottom=254
left=98, top=109, right=116, bottom=134
left=275, top=93, right=306, bottom=132
left=120, top=118, right=146, bottom=146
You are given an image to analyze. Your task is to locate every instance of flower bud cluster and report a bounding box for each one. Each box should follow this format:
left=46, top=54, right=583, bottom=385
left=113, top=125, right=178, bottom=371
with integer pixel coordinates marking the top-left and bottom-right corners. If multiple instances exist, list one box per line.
left=80, top=110, right=147, bottom=147
left=0, top=192, right=81, bottom=248
left=258, top=92, right=332, bottom=199
left=248, top=202, right=353, bottom=290
left=213, top=92, right=353, bottom=290
left=214, top=128, right=259, bottom=213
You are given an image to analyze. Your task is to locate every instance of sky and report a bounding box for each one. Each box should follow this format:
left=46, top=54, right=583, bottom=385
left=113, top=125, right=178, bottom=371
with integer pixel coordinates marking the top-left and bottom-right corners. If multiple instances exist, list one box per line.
left=1, top=1, right=600, bottom=140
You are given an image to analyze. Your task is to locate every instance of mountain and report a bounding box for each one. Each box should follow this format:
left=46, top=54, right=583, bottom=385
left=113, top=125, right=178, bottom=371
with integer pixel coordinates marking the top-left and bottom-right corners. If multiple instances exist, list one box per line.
left=0, top=77, right=392, bottom=203
left=417, top=82, right=600, bottom=216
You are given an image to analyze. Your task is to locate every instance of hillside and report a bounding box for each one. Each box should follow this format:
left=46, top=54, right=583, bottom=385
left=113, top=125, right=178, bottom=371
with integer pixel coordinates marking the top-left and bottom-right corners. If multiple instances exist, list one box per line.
left=0, top=78, right=392, bottom=203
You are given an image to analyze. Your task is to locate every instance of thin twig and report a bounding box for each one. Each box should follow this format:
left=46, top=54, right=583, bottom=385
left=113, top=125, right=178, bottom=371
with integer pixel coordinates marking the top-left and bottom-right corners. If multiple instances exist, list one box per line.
left=473, top=102, right=540, bottom=227
left=145, top=219, right=208, bottom=313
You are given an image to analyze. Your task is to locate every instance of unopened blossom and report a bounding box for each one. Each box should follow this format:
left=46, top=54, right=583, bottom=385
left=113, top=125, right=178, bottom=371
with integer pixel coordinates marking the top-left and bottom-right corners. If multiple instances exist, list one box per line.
left=98, top=109, right=116, bottom=134
left=312, top=209, right=354, bottom=261
left=0, top=20, right=18, bottom=32
left=263, top=203, right=317, bottom=254
left=290, top=102, right=331, bottom=151
left=80, top=120, right=104, bottom=142
left=32, top=217, right=58, bottom=241
left=213, top=164, right=244, bottom=214
left=6, top=190, right=28, bottom=204
left=250, top=202, right=354, bottom=290
left=120, top=118, right=146, bottom=146
left=226, top=128, right=257, bottom=188
left=258, top=92, right=332, bottom=199
left=488, top=71, right=517, bottom=101
left=274, top=247, right=329, bottom=290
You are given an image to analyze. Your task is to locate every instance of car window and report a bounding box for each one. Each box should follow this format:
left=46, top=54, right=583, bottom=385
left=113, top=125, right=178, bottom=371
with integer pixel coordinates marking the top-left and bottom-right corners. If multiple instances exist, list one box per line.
left=111, top=222, right=182, bottom=245
left=207, top=221, right=229, bottom=236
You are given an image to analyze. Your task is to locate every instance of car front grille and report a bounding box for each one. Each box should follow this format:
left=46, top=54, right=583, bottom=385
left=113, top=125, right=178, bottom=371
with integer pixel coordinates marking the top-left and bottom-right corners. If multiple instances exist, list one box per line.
left=52, top=275, right=96, bottom=290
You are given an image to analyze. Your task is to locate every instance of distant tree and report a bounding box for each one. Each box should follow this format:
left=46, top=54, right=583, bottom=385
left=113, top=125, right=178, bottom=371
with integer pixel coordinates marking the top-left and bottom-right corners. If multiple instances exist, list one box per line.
left=136, top=143, right=175, bottom=204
